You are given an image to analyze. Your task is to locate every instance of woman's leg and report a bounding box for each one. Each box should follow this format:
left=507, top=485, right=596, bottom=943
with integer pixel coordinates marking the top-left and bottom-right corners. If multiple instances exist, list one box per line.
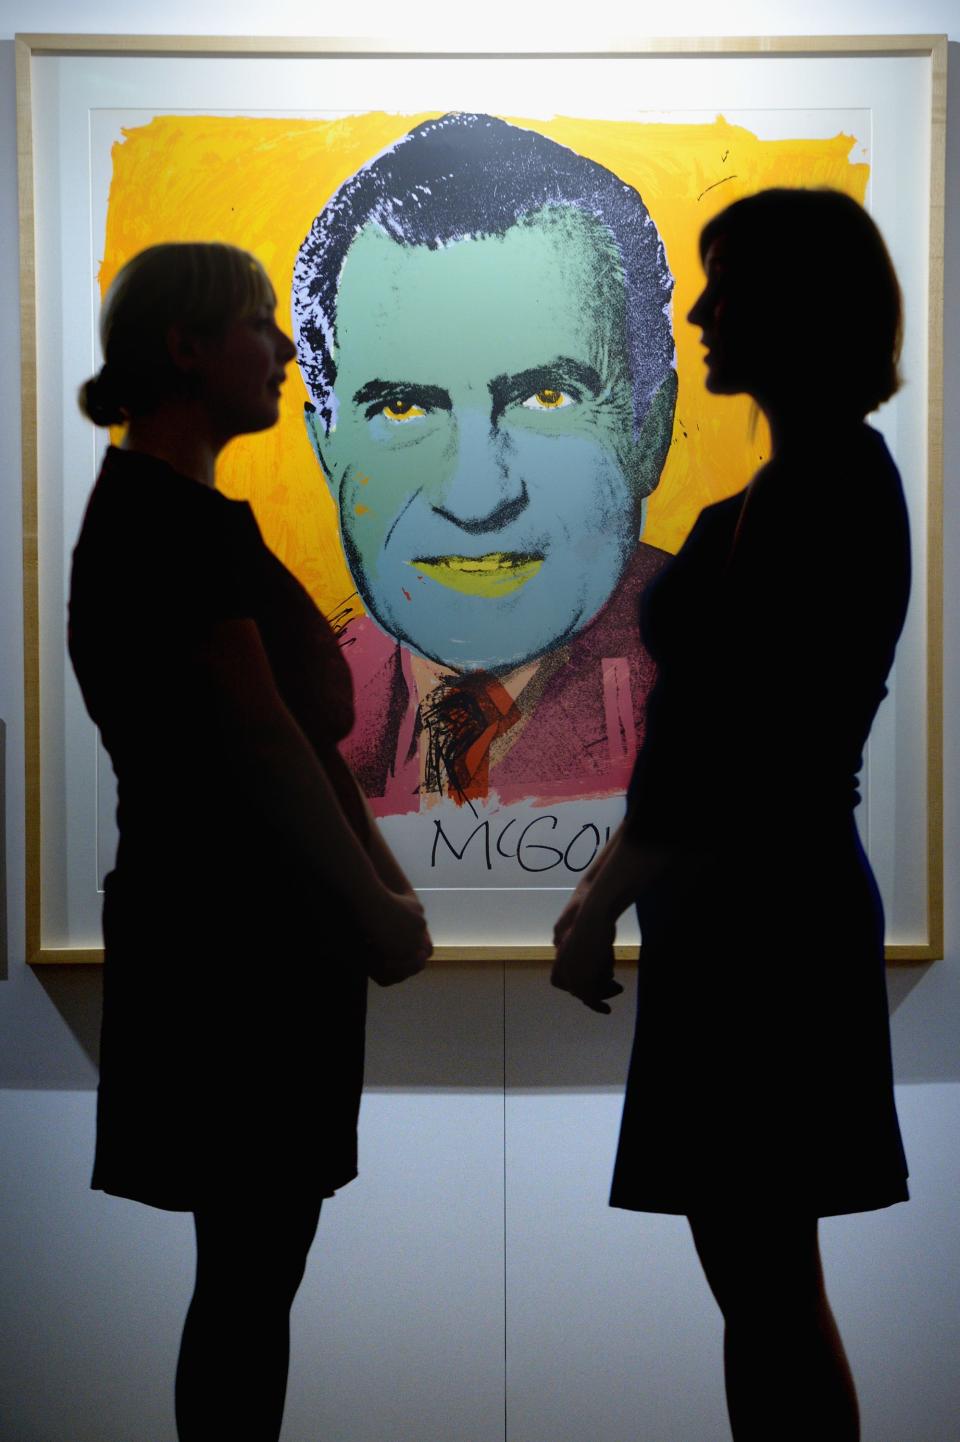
left=175, top=1193, right=323, bottom=1442
left=688, top=1210, right=859, bottom=1442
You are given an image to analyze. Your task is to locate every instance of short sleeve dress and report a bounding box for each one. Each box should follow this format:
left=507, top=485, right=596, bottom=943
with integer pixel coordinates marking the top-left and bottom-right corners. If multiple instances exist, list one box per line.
left=68, top=447, right=369, bottom=1210
left=610, top=421, right=911, bottom=1218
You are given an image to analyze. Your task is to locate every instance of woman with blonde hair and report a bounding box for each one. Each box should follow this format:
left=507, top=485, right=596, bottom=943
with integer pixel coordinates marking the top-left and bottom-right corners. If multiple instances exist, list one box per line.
left=552, top=189, right=910, bottom=1440
left=71, top=241, right=431, bottom=1441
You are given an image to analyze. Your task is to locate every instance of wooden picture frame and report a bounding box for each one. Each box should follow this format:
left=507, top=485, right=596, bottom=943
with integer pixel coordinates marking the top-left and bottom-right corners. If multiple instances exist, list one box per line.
left=16, top=33, right=946, bottom=963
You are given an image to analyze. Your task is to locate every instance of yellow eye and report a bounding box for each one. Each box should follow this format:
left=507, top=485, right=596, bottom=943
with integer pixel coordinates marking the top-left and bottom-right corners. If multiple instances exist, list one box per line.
left=383, top=400, right=426, bottom=422
left=522, top=388, right=572, bottom=411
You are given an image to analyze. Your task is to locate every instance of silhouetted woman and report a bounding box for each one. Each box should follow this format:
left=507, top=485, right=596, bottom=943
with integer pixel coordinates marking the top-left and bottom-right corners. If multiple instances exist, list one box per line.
left=69, top=242, right=431, bottom=1442
left=552, top=189, right=910, bottom=1440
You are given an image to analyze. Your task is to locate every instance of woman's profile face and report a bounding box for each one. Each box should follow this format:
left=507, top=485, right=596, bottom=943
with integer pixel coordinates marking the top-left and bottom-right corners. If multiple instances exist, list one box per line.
left=192, top=304, right=297, bottom=441
left=687, top=237, right=770, bottom=401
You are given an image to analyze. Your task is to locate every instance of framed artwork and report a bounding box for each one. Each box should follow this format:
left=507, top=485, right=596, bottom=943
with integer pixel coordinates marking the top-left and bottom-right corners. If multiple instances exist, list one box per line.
left=17, top=34, right=946, bottom=962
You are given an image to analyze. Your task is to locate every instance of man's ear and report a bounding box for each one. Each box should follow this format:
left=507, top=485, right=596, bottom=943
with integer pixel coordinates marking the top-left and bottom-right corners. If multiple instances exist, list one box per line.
left=632, top=370, right=679, bottom=500
left=304, top=404, right=341, bottom=495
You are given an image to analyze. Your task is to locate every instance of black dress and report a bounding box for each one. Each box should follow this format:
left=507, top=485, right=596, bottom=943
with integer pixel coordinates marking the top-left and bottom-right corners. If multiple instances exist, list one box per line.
left=610, top=422, right=911, bottom=1218
left=69, top=448, right=368, bottom=1210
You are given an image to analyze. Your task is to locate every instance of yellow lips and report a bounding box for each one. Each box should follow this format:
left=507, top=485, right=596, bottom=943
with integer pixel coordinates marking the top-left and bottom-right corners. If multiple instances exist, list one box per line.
left=409, top=553, right=543, bottom=597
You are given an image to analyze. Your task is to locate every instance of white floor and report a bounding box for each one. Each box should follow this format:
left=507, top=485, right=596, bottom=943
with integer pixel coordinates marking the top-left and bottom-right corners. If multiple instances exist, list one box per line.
left=2, top=1074, right=959, bottom=1440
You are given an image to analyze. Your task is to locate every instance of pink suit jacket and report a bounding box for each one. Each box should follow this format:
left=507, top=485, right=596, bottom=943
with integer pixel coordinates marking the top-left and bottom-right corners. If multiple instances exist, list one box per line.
left=338, top=542, right=670, bottom=817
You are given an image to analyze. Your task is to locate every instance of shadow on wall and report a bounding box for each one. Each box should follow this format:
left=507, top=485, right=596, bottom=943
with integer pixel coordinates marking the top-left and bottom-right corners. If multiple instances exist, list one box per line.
left=32, top=966, right=104, bottom=1068
left=885, top=966, right=931, bottom=1015
left=32, top=959, right=515, bottom=1088
left=1, top=720, right=7, bottom=982
left=29, top=952, right=935, bottom=1092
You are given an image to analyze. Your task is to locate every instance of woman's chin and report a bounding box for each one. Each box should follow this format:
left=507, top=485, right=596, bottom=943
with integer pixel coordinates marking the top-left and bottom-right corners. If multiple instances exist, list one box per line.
left=704, top=368, right=741, bottom=396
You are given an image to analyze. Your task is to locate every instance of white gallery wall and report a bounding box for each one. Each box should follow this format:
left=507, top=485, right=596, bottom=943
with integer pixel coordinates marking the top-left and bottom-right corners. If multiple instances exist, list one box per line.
left=1, top=3, right=958, bottom=1440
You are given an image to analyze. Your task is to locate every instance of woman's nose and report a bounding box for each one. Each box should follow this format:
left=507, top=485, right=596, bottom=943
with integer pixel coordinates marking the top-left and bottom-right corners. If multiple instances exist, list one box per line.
left=687, top=288, right=709, bottom=327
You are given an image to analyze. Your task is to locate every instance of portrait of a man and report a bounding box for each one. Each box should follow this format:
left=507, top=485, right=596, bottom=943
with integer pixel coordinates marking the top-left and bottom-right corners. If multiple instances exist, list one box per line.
left=292, top=112, right=678, bottom=815
left=94, top=104, right=867, bottom=863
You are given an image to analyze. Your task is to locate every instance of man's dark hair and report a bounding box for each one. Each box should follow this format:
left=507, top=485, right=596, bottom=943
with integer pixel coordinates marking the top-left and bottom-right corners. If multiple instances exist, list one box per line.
left=293, top=112, right=675, bottom=435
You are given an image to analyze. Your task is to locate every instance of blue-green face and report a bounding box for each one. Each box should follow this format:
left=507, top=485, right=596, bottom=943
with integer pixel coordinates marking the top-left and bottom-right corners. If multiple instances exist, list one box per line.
left=310, top=210, right=674, bottom=674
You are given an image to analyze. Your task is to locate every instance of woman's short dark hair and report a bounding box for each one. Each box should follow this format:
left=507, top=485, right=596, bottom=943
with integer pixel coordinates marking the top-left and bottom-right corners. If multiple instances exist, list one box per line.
left=699, top=188, right=902, bottom=417
left=79, top=242, right=276, bottom=427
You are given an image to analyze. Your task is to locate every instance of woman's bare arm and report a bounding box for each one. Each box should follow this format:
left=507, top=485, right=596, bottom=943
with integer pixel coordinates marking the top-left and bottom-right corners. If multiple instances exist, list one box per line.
left=551, top=823, right=674, bottom=1013
left=187, top=618, right=431, bottom=969
left=351, top=781, right=417, bottom=896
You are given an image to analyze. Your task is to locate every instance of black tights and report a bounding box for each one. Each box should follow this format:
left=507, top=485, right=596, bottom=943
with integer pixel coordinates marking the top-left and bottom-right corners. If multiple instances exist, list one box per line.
left=175, top=1194, right=323, bottom=1442
left=688, top=1212, right=859, bottom=1442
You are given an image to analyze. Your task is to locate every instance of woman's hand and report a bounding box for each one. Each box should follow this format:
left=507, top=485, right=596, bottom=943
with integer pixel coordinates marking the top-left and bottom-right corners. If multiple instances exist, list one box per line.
left=553, top=875, right=594, bottom=952
left=363, top=887, right=433, bottom=987
left=551, top=897, right=623, bottom=1014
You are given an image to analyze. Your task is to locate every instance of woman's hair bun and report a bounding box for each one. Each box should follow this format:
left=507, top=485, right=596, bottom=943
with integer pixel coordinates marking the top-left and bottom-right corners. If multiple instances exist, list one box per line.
left=78, top=365, right=126, bottom=427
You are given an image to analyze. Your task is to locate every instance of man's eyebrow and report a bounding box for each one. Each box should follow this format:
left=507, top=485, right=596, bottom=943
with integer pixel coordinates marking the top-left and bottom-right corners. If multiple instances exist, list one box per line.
left=352, top=378, right=451, bottom=410
left=488, top=358, right=605, bottom=414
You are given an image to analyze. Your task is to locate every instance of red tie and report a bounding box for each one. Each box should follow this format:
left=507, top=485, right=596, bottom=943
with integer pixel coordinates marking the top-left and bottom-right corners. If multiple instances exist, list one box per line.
left=422, top=673, right=522, bottom=803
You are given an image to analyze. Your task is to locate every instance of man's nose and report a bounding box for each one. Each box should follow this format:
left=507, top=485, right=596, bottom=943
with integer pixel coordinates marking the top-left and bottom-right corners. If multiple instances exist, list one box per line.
left=430, top=409, right=528, bottom=535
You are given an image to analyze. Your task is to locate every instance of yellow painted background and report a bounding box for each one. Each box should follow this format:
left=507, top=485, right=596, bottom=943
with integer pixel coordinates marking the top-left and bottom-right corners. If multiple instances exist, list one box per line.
left=102, top=112, right=867, bottom=616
